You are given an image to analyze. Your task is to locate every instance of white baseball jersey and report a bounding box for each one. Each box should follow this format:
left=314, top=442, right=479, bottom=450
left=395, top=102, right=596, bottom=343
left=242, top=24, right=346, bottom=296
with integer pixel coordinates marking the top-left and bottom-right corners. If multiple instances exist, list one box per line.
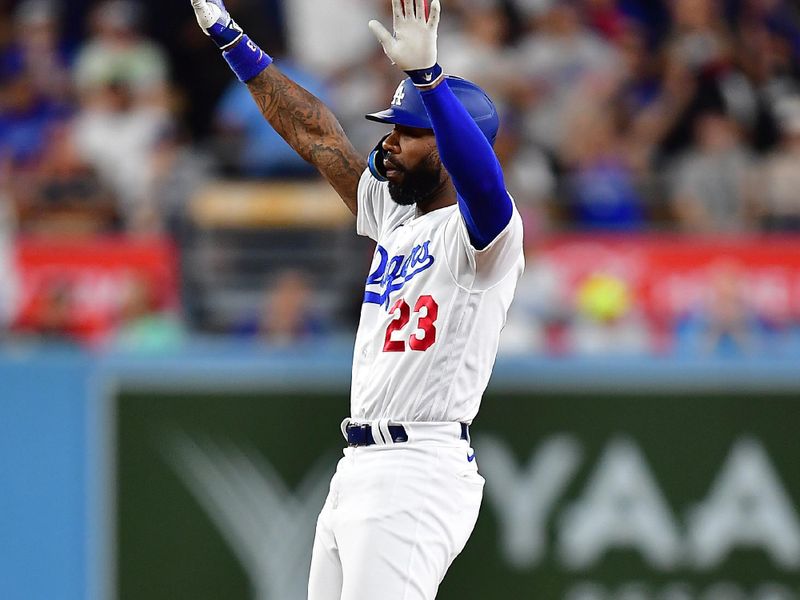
left=350, top=169, right=524, bottom=424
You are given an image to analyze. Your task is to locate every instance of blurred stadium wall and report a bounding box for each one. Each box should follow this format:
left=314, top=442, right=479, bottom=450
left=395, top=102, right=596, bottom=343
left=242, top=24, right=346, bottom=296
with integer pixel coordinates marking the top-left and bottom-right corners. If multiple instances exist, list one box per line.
left=3, top=349, right=800, bottom=600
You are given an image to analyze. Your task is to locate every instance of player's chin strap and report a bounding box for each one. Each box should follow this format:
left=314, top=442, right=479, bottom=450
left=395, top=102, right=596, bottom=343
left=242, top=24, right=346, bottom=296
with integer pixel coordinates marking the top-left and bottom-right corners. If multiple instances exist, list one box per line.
left=367, top=133, right=391, bottom=182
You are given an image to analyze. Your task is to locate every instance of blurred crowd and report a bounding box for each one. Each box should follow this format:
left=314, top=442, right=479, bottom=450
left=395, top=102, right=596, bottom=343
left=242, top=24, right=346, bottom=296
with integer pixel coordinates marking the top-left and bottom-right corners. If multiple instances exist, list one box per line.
left=0, top=0, right=799, bottom=354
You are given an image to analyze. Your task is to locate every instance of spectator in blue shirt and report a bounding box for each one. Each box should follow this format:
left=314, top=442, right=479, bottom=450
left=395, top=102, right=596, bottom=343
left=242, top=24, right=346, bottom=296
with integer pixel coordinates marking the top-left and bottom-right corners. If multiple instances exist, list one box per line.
left=214, top=61, right=331, bottom=178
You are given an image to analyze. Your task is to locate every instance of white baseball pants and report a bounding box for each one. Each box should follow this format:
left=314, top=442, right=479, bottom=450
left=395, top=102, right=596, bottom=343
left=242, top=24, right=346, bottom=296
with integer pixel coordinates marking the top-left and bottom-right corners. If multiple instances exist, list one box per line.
left=307, top=423, right=484, bottom=600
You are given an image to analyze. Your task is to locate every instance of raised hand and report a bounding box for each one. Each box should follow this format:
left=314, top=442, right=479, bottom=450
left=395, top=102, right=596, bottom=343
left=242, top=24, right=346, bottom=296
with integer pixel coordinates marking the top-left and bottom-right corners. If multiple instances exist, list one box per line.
left=190, top=0, right=244, bottom=50
left=369, top=0, right=442, bottom=80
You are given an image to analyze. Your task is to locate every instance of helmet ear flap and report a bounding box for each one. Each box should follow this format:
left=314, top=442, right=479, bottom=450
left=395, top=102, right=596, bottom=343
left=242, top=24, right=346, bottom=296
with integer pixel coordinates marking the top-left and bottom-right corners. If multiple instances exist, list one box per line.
left=368, top=133, right=392, bottom=182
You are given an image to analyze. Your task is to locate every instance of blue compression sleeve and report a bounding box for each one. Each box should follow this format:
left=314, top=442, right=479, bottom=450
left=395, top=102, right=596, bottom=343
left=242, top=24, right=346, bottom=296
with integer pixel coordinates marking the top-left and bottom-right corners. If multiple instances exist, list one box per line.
left=419, top=82, right=512, bottom=250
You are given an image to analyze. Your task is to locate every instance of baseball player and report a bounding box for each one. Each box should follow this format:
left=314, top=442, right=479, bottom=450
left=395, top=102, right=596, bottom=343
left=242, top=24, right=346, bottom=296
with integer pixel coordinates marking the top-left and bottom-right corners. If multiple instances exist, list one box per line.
left=190, top=0, right=524, bottom=597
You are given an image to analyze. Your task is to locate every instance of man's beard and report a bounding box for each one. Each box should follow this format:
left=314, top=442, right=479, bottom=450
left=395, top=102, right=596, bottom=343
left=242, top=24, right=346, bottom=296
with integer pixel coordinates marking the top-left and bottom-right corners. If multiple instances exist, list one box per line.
left=388, top=153, right=444, bottom=207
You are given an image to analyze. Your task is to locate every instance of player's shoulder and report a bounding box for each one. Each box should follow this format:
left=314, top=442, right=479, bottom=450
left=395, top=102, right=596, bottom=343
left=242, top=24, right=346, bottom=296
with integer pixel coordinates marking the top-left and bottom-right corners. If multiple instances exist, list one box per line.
left=440, top=194, right=523, bottom=289
left=447, top=192, right=523, bottom=254
left=357, top=168, right=385, bottom=201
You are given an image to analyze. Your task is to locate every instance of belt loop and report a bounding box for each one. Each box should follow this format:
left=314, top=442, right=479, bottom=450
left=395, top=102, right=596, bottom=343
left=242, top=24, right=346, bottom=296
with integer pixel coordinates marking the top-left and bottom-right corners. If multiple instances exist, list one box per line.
left=375, top=418, right=392, bottom=445
left=340, top=418, right=352, bottom=441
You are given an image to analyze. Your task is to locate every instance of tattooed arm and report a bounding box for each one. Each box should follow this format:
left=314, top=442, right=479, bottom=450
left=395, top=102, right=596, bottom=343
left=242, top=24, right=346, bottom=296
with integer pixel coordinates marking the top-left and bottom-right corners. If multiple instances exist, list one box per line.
left=190, top=0, right=364, bottom=213
left=246, top=65, right=365, bottom=215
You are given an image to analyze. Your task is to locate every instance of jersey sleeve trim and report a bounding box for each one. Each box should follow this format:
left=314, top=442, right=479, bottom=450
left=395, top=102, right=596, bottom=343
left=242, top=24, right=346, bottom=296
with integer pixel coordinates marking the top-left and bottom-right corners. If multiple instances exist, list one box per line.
left=443, top=201, right=524, bottom=293
left=458, top=191, right=518, bottom=254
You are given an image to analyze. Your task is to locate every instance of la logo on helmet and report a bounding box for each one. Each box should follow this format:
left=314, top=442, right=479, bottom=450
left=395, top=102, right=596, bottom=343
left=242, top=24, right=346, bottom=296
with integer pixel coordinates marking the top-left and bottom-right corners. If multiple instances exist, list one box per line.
left=391, top=83, right=406, bottom=107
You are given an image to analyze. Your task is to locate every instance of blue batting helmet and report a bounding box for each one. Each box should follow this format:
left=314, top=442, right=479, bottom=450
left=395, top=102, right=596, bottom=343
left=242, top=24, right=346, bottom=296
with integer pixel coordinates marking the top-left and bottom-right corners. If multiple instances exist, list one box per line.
left=366, top=76, right=500, bottom=145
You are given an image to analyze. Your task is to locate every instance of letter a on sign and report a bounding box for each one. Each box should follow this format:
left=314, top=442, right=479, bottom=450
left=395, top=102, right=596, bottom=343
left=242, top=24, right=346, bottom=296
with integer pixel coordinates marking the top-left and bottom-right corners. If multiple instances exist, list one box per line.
left=559, top=437, right=683, bottom=570
left=688, top=438, right=800, bottom=569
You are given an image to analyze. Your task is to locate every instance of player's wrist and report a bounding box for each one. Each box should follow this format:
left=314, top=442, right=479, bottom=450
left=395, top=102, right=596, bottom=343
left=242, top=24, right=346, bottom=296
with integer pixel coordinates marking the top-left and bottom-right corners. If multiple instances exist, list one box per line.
left=207, top=18, right=244, bottom=50
left=223, top=34, right=273, bottom=83
left=405, top=63, right=444, bottom=88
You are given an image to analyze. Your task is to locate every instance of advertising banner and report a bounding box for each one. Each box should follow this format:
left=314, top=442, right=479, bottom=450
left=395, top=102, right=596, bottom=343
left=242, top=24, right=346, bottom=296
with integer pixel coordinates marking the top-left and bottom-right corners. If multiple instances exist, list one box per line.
left=532, top=235, right=800, bottom=322
left=116, top=389, right=800, bottom=600
left=13, top=237, right=179, bottom=344
left=510, top=235, right=800, bottom=356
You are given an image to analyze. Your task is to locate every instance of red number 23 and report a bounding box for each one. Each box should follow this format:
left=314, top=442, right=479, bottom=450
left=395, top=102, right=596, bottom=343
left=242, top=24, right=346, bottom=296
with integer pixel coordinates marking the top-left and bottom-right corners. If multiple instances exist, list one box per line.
left=383, top=295, right=439, bottom=352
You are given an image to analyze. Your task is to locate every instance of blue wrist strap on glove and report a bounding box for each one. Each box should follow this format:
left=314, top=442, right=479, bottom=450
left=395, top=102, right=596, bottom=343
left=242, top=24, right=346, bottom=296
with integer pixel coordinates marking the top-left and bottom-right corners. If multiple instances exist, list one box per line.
left=405, top=63, right=444, bottom=87
left=207, top=19, right=243, bottom=50
left=223, top=35, right=273, bottom=82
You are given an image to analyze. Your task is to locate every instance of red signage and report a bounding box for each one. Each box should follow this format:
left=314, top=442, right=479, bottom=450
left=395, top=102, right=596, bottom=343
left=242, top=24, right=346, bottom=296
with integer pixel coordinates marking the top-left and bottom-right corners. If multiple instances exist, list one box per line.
left=534, top=234, right=800, bottom=323
left=13, top=236, right=180, bottom=346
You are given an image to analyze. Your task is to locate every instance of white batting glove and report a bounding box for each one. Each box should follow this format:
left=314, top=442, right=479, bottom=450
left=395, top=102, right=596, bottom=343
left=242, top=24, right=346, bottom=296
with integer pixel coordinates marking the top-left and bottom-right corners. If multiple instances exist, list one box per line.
left=190, top=0, right=243, bottom=50
left=369, top=0, right=443, bottom=86
left=189, top=0, right=273, bottom=82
